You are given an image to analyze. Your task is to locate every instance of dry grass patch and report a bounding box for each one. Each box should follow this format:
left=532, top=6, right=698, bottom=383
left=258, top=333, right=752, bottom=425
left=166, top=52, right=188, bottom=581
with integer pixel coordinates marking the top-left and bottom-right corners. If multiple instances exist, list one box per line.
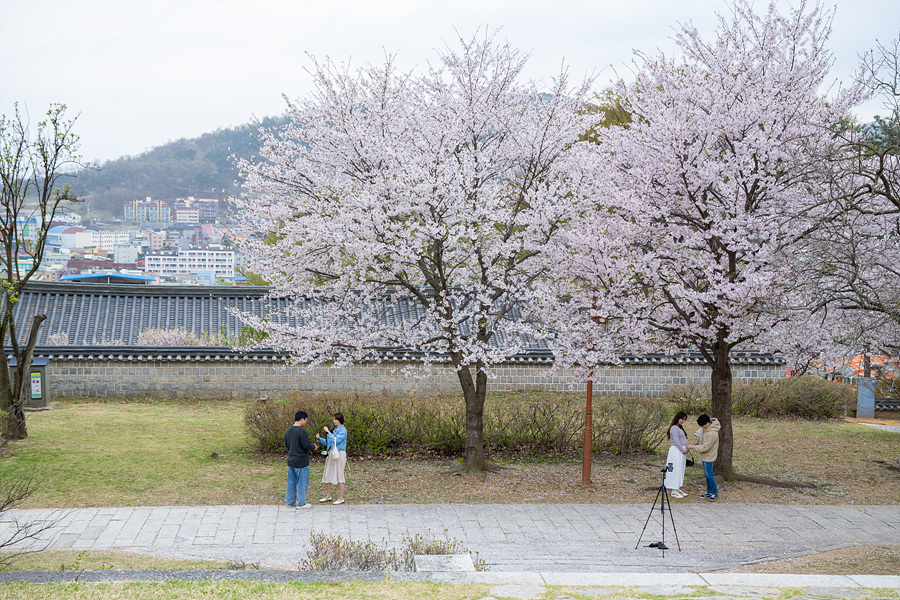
left=728, top=543, right=900, bottom=575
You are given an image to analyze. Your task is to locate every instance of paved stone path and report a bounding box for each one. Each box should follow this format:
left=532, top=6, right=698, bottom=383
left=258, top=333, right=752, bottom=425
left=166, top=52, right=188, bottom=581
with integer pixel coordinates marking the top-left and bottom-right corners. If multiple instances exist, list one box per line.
left=3, top=503, right=898, bottom=572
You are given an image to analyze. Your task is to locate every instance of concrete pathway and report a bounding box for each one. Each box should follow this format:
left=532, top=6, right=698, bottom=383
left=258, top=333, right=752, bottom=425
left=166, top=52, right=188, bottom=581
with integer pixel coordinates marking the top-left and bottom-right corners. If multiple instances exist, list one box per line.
left=3, top=503, right=898, bottom=574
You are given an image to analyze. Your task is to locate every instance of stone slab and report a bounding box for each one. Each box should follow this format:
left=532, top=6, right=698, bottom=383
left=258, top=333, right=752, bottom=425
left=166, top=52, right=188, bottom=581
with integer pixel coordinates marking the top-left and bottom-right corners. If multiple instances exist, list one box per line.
left=847, top=575, right=900, bottom=590
left=413, top=554, right=476, bottom=572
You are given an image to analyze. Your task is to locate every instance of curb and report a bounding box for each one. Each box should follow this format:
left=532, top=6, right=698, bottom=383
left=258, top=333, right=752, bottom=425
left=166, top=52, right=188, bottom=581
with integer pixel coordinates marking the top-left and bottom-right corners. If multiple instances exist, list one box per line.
left=1, top=569, right=898, bottom=589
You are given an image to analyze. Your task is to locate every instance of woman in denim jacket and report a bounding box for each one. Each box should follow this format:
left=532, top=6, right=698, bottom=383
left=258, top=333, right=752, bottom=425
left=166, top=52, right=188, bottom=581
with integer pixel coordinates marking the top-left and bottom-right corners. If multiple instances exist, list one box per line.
left=317, top=412, right=348, bottom=505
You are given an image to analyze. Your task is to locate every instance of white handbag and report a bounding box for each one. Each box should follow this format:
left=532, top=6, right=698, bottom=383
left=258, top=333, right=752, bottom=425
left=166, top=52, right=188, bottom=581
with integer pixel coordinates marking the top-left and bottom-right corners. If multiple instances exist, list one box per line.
left=327, top=435, right=340, bottom=458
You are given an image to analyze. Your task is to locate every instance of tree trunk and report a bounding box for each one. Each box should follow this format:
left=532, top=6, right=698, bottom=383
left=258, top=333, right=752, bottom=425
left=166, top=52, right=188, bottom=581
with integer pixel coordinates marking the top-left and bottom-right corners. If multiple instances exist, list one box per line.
left=456, top=362, right=487, bottom=471
left=0, top=348, right=12, bottom=442
left=1, top=314, right=45, bottom=441
left=709, top=337, right=734, bottom=481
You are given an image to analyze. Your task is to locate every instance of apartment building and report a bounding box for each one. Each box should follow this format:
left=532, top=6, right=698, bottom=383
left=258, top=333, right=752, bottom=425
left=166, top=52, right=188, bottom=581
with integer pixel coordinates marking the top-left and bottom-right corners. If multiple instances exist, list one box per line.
left=124, top=197, right=171, bottom=222
left=142, top=244, right=235, bottom=279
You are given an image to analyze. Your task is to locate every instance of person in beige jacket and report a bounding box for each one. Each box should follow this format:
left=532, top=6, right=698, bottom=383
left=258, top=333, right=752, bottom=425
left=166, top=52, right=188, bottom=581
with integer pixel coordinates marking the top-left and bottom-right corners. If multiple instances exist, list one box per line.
left=688, top=414, right=720, bottom=501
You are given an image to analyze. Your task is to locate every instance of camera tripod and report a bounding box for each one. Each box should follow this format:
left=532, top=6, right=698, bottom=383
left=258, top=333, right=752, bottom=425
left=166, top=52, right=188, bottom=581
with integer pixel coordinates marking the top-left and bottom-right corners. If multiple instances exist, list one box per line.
left=635, top=464, right=681, bottom=556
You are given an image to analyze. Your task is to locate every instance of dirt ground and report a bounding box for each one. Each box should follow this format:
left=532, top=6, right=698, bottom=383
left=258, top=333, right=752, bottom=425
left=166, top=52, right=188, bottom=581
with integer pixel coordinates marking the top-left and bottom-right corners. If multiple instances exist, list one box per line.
left=342, top=416, right=900, bottom=506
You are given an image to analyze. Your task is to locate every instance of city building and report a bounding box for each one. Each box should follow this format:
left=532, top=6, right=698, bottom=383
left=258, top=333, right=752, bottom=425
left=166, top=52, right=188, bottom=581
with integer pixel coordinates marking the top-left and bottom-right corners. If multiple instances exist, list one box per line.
left=46, top=226, right=129, bottom=252
left=173, top=197, right=219, bottom=223
left=143, top=244, right=235, bottom=280
left=113, top=243, right=141, bottom=265
left=93, top=229, right=131, bottom=252
left=124, top=197, right=171, bottom=223
left=173, top=205, right=200, bottom=224
left=54, top=212, right=83, bottom=225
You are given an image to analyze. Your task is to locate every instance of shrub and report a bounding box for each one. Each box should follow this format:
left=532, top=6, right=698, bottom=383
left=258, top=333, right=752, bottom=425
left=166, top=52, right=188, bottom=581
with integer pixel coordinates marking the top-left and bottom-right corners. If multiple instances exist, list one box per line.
left=243, top=398, right=296, bottom=453
left=244, top=392, right=670, bottom=457
left=300, top=533, right=400, bottom=571
left=484, top=394, right=583, bottom=453
left=664, top=375, right=852, bottom=419
left=593, top=397, right=669, bottom=453
left=757, top=375, right=852, bottom=418
left=299, top=532, right=488, bottom=571
left=662, top=382, right=711, bottom=415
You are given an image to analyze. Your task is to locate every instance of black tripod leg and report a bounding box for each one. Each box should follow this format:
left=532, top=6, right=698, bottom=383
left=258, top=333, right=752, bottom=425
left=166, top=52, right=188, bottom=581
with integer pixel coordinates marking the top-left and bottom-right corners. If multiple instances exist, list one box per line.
left=635, top=485, right=663, bottom=549
left=660, top=486, right=667, bottom=557
left=666, top=489, right=681, bottom=551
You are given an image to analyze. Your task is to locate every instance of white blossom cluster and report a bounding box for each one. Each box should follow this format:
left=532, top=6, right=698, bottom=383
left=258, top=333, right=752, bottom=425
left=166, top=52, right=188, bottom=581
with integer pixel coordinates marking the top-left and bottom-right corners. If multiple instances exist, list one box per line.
left=233, top=31, right=593, bottom=377
left=234, top=3, right=895, bottom=385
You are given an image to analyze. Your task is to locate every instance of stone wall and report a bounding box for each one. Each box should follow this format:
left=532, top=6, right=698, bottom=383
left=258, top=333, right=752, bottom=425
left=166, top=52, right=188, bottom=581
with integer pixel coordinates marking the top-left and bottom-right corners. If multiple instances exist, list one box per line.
left=48, top=357, right=786, bottom=399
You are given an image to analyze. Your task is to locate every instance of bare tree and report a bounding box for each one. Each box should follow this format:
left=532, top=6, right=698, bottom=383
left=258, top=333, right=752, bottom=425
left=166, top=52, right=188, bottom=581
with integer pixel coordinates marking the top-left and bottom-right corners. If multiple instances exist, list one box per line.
left=1, top=103, right=84, bottom=440
left=0, top=472, right=60, bottom=569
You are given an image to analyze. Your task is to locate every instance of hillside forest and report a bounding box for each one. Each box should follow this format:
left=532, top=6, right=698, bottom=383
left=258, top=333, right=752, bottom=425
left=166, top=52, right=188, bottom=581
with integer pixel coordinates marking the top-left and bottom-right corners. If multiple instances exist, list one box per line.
left=70, top=116, right=287, bottom=218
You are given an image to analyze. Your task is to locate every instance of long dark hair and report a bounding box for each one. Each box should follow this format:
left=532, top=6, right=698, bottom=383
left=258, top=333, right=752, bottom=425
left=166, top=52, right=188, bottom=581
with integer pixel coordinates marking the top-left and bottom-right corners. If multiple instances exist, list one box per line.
left=666, top=411, right=687, bottom=439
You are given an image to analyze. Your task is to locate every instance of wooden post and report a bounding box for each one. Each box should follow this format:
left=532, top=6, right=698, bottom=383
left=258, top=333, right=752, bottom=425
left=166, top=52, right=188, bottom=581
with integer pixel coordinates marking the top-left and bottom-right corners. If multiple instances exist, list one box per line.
left=583, top=364, right=593, bottom=486
left=582, top=314, right=605, bottom=487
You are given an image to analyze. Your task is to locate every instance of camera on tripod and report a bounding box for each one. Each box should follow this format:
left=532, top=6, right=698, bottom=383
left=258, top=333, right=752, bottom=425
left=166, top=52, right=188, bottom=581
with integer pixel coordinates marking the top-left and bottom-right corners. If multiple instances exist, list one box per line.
left=638, top=461, right=681, bottom=555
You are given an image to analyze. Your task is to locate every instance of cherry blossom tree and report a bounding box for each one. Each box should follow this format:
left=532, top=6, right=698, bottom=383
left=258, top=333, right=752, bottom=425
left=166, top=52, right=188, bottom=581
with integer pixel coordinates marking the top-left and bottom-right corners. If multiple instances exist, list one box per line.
left=233, top=32, right=592, bottom=470
left=800, top=36, right=900, bottom=360
left=540, top=0, right=863, bottom=480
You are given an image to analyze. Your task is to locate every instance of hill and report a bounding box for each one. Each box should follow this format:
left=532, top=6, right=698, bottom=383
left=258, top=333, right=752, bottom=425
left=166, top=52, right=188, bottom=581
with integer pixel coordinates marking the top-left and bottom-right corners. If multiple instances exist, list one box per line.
left=70, top=116, right=287, bottom=218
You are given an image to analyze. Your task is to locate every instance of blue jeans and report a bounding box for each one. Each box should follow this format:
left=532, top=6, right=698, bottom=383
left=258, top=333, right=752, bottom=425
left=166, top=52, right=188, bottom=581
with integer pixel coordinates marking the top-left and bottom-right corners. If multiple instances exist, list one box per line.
left=702, top=461, right=718, bottom=496
left=286, top=466, right=310, bottom=507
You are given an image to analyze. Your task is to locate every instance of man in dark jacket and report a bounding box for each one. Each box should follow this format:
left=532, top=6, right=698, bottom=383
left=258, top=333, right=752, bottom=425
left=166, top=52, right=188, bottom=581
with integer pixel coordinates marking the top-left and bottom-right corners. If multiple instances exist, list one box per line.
left=285, top=411, right=317, bottom=509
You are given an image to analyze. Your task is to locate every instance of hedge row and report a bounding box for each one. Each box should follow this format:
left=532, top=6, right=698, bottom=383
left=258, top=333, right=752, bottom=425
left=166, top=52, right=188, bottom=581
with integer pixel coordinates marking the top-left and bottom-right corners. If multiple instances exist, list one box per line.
left=246, top=376, right=852, bottom=458
left=244, top=392, right=666, bottom=456
left=662, top=375, right=853, bottom=419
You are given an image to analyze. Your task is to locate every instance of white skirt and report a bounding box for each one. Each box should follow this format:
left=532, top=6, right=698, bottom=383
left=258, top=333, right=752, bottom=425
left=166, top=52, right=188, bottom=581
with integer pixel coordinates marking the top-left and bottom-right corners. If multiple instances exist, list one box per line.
left=663, top=445, right=686, bottom=490
left=322, top=450, right=347, bottom=484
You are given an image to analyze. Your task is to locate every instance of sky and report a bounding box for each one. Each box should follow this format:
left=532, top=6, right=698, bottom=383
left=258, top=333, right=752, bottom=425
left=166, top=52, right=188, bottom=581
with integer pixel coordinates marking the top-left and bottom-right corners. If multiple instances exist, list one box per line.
left=2, top=0, right=898, bottom=164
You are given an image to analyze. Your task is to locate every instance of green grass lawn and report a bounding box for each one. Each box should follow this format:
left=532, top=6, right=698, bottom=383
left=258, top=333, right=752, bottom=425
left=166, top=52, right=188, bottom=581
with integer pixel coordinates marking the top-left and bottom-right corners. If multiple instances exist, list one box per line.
left=2, top=400, right=286, bottom=507
left=0, top=581, right=496, bottom=600
left=2, top=398, right=899, bottom=508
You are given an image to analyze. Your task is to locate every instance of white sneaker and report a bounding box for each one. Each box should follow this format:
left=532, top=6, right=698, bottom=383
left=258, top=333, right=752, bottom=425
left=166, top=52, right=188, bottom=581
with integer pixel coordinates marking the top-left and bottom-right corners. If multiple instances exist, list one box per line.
left=298, top=503, right=313, bottom=509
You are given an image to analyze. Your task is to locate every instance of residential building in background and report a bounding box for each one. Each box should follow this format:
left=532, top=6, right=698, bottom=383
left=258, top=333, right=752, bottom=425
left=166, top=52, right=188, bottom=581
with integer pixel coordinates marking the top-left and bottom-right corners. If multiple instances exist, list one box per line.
left=93, top=229, right=131, bottom=251
left=173, top=197, right=219, bottom=223
left=124, top=196, right=219, bottom=224
left=113, top=243, right=141, bottom=265
left=143, top=244, right=235, bottom=281
left=46, top=226, right=130, bottom=252
left=124, top=197, right=171, bottom=223
left=173, top=205, right=200, bottom=224
left=54, top=212, right=82, bottom=225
